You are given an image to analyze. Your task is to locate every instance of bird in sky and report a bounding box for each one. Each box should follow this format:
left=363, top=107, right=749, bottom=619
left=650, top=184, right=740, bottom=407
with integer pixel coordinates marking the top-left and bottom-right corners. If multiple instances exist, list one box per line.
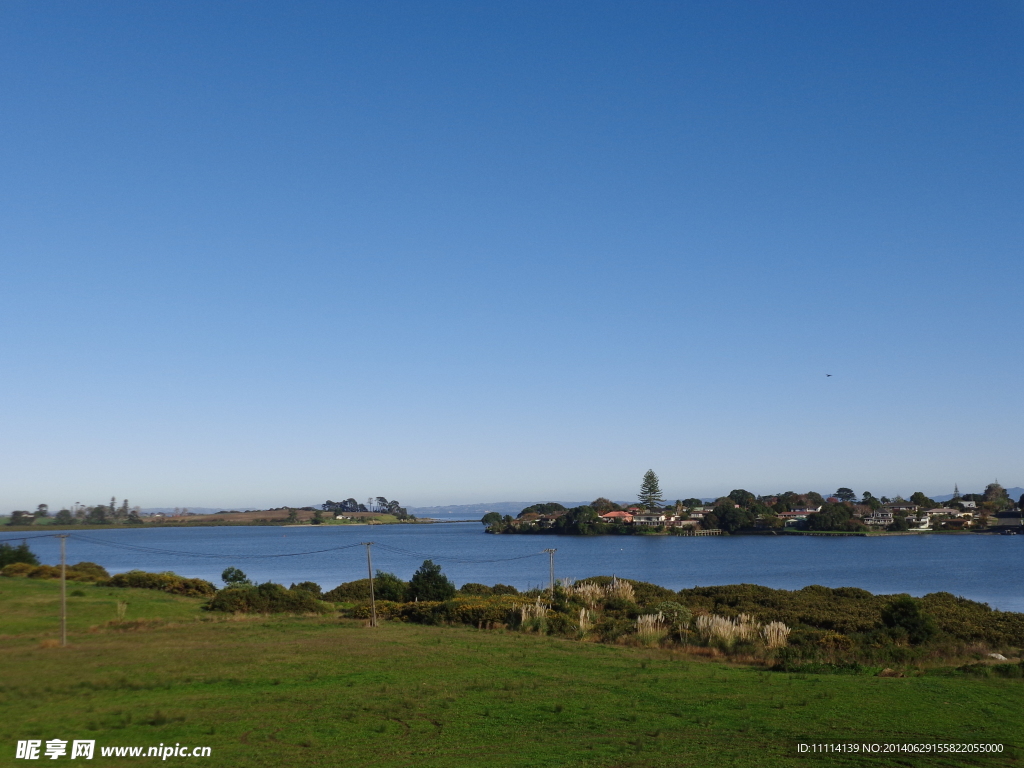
left=826, top=374, right=832, bottom=377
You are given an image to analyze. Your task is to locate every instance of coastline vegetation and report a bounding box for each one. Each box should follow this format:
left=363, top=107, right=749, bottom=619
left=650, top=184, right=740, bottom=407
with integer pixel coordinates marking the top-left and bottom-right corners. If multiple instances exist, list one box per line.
left=2, top=575, right=1022, bottom=768
left=485, top=473, right=1023, bottom=536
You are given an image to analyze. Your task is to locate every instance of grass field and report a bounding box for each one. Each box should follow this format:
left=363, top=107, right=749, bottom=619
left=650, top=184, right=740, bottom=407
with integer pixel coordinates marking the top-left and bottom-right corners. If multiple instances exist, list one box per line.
left=2, top=578, right=1022, bottom=768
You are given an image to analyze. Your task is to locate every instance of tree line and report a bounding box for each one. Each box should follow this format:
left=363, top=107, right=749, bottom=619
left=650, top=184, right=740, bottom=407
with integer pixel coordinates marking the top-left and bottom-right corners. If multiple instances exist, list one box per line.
left=484, top=471, right=1022, bottom=535
left=5, top=498, right=142, bottom=527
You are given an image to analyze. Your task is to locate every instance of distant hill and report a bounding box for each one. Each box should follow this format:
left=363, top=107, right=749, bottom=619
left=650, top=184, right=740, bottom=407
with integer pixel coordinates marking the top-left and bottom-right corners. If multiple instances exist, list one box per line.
left=140, top=507, right=251, bottom=516
left=407, top=502, right=592, bottom=519
left=932, top=487, right=1023, bottom=502
left=407, top=498, right=722, bottom=519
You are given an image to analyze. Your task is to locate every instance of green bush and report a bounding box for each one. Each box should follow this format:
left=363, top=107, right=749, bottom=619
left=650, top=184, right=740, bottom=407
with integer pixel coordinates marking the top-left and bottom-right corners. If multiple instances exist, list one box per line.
left=1, top=561, right=110, bottom=582
left=323, top=578, right=372, bottom=602
left=290, top=581, right=323, bottom=596
left=103, top=570, right=217, bottom=597
left=207, top=582, right=333, bottom=614
left=0, top=542, right=39, bottom=567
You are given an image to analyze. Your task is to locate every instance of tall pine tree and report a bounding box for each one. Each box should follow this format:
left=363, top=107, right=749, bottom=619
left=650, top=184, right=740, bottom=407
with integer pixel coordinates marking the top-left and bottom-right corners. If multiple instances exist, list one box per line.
left=638, top=470, right=664, bottom=514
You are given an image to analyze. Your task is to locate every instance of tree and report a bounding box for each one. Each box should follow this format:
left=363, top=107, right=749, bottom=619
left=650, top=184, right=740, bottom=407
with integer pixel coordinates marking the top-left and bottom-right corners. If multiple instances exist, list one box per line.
left=1019, top=494, right=1024, bottom=511
left=291, top=581, right=323, bottom=596
left=727, top=489, right=756, bottom=508
left=517, top=502, right=567, bottom=519
left=682, top=498, right=703, bottom=509
left=286, top=510, right=299, bottom=524
left=835, top=488, right=856, bottom=502
left=590, top=497, right=619, bottom=512
left=909, top=492, right=936, bottom=510
left=481, top=512, right=502, bottom=526
left=983, top=483, right=1011, bottom=512
left=887, top=516, right=910, bottom=532
left=222, top=567, right=251, bottom=586
left=374, top=571, right=408, bottom=602
left=311, top=510, right=324, bottom=525
left=7, top=511, right=32, bottom=526
left=86, top=505, right=108, bottom=525
left=806, top=503, right=865, bottom=532
left=861, top=492, right=882, bottom=511
left=881, top=596, right=937, bottom=644
left=35, top=504, right=49, bottom=518
left=715, top=505, right=755, bottom=533
left=54, top=509, right=75, bottom=525
left=407, top=560, right=456, bottom=601
left=638, top=470, right=664, bottom=514
left=0, top=541, right=39, bottom=567
left=655, top=601, right=692, bottom=642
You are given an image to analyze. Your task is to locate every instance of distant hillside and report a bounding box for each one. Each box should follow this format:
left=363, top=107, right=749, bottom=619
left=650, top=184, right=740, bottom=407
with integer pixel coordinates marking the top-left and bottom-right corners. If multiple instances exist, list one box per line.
left=932, top=487, right=1023, bottom=502
left=407, top=502, right=593, bottom=519
left=140, top=507, right=252, bottom=516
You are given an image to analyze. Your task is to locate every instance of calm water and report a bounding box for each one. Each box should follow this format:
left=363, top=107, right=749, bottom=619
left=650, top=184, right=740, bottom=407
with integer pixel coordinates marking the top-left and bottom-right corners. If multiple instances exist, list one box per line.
left=12, top=524, right=1024, bottom=612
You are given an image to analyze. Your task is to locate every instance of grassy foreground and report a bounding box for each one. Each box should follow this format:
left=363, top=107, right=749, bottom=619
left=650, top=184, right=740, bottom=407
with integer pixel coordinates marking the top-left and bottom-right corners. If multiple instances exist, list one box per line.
left=1, top=579, right=1022, bottom=768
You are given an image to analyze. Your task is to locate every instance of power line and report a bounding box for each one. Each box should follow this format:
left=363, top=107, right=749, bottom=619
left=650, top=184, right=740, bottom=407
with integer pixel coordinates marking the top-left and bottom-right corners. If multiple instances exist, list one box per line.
left=65, top=533, right=366, bottom=559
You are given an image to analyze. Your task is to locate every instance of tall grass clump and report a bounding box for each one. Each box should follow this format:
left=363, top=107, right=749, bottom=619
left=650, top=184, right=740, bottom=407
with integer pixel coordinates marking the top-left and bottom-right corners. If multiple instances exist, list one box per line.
left=696, top=613, right=760, bottom=647
left=761, top=621, right=791, bottom=649
left=636, top=612, right=667, bottom=645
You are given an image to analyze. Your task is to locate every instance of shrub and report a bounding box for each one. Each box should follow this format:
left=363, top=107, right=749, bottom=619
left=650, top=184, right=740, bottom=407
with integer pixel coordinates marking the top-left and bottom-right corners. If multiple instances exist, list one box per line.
left=290, top=581, right=323, bottom=596
left=881, top=596, right=938, bottom=644
left=221, top=567, right=251, bottom=586
left=0, top=542, right=39, bottom=567
left=1, top=561, right=109, bottom=582
left=323, top=579, right=372, bottom=602
left=103, top=570, right=217, bottom=597
left=207, top=582, right=333, bottom=614
left=407, top=560, right=456, bottom=602
left=459, top=583, right=493, bottom=596
left=374, top=572, right=408, bottom=602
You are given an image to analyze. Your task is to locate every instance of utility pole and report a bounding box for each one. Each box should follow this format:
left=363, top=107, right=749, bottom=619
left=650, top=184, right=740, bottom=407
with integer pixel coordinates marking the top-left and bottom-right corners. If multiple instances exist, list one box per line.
left=361, top=542, right=377, bottom=627
left=543, top=548, right=556, bottom=597
left=58, top=534, right=68, bottom=647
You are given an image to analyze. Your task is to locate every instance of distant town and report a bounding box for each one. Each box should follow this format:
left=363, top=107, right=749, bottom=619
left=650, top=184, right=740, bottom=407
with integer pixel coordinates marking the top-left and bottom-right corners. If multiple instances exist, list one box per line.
left=4, top=481, right=1023, bottom=534
left=483, top=476, right=1024, bottom=536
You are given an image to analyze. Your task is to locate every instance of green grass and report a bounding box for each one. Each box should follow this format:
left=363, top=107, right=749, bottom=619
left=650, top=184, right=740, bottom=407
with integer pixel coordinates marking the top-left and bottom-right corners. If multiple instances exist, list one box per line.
left=2, top=578, right=1022, bottom=767
left=0, top=578, right=208, bottom=637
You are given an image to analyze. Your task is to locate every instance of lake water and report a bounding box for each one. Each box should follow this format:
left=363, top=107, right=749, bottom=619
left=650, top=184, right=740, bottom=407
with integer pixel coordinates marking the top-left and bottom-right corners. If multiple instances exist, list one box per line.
left=11, top=523, right=1024, bottom=612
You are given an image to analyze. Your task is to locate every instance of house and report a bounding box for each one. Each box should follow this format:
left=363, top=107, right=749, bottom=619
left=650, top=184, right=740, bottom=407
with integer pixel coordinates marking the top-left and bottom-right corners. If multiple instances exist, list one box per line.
left=599, top=510, right=634, bottom=524
left=776, top=510, right=809, bottom=527
left=789, top=506, right=821, bottom=515
left=956, top=500, right=977, bottom=509
left=930, top=508, right=972, bottom=520
left=864, top=510, right=894, bottom=526
left=884, top=502, right=919, bottom=513
left=904, top=514, right=931, bottom=530
left=633, top=513, right=666, bottom=526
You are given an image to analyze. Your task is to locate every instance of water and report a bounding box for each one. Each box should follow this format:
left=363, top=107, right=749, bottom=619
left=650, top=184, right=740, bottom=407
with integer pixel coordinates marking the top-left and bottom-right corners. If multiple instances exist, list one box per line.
left=9, top=524, right=1024, bottom=611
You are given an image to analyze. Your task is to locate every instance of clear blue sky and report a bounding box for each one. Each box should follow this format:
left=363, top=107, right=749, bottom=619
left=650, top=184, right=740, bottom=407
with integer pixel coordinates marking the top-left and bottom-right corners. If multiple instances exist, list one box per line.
left=2, top=1, right=1022, bottom=511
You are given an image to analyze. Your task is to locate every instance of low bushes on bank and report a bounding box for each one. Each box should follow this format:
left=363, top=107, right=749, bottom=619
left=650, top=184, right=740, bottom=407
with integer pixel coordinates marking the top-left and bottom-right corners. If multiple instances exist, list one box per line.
left=207, top=582, right=333, bottom=614
left=101, top=570, right=217, bottom=597
left=2, top=561, right=110, bottom=582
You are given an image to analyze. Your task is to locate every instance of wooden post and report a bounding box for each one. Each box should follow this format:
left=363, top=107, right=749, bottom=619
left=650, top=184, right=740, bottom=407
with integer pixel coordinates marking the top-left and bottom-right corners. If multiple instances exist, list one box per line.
left=362, top=542, right=377, bottom=627
left=59, top=534, right=67, bottom=647
left=543, top=548, right=556, bottom=597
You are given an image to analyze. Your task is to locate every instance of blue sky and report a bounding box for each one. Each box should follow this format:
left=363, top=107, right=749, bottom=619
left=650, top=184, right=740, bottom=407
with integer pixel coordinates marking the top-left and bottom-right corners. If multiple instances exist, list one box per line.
left=1, top=1, right=1022, bottom=510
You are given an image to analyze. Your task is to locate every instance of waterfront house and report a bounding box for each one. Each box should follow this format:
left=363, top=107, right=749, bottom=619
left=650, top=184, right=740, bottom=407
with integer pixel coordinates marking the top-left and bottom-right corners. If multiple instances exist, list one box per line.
left=633, top=513, right=666, bottom=526
left=885, top=502, right=919, bottom=513
left=864, top=510, right=894, bottom=526
left=599, top=510, right=634, bottom=524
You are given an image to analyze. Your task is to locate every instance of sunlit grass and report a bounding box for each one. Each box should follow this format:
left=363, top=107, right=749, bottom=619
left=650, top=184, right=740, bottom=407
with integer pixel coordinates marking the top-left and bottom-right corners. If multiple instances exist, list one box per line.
left=2, top=578, right=1022, bottom=767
